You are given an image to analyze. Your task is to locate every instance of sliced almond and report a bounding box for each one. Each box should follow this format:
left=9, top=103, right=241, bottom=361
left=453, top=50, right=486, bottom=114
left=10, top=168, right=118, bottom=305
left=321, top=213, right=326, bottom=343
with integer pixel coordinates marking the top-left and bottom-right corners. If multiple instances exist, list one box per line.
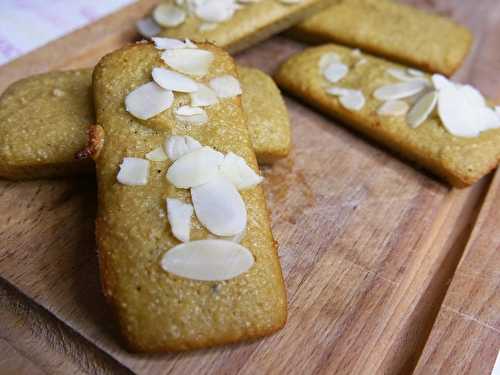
left=160, top=240, right=254, bottom=281
left=145, top=146, right=168, bottom=161
left=191, top=176, right=247, bottom=236
left=166, top=146, right=223, bottom=188
left=407, top=91, right=438, bottom=128
left=280, top=0, right=303, bottom=4
left=152, top=37, right=187, bottom=50
left=478, top=107, right=500, bottom=131
left=218, top=229, right=246, bottom=243
left=374, top=81, right=427, bottom=101
left=438, top=85, right=479, bottom=137
left=183, top=39, right=198, bottom=49
left=136, top=17, right=161, bottom=38
left=377, top=100, right=409, bottom=117
left=323, top=63, right=349, bottom=83
left=125, top=82, right=174, bottom=120
left=461, top=84, right=486, bottom=108
left=175, top=105, right=208, bottom=125
left=161, top=49, right=214, bottom=76
left=165, top=135, right=202, bottom=161
left=193, top=0, right=236, bottom=23
left=219, top=152, right=263, bottom=190
left=153, top=4, right=186, bottom=27
left=432, top=74, right=454, bottom=91
left=166, top=198, right=193, bottom=242
left=325, top=86, right=356, bottom=97
left=319, top=52, right=341, bottom=70
left=386, top=68, right=428, bottom=83
left=408, top=68, right=425, bottom=77
left=199, top=22, right=218, bottom=32
left=152, top=68, right=198, bottom=93
left=190, top=83, right=219, bottom=107
left=339, top=90, right=365, bottom=111
left=117, top=157, right=150, bottom=186
left=209, top=75, right=242, bottom=98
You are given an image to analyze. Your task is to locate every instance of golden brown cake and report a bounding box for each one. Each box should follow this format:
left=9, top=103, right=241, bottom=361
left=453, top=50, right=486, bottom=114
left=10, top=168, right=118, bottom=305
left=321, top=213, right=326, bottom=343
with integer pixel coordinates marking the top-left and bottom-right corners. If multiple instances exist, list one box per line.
left=290, top=0, right=473, bottom=76
left=92, top=42, right=287, bottom=352
left=275, top=44, right=500, bottom=187
left=239, top=66, right=291, bottom=163
left=0, top=66, right=290, bottom=179
left=150, top=0, right=334, bottom=53
left=0, top=70, right=94, bottom=179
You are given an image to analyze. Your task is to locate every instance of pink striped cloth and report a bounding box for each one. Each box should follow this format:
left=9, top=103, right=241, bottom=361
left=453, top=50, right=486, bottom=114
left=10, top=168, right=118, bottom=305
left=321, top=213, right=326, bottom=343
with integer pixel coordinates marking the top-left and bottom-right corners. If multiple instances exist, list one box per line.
left=0, top=0, right=135, bottom=65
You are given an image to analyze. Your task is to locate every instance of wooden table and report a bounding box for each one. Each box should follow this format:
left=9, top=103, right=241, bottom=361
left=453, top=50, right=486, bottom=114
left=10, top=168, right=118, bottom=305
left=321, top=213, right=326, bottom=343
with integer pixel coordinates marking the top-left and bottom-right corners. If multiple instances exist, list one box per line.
left=0, top=1, right=499, bottom=374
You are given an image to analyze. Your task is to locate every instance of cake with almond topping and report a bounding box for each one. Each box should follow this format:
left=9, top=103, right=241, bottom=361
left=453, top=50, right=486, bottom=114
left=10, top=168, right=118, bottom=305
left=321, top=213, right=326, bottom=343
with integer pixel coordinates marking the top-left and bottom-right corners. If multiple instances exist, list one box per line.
left=92, top=41, right=287, bottom=352
left=275, top=44, right=500, bottom=187
left=139, top=0, right=334, bottom=53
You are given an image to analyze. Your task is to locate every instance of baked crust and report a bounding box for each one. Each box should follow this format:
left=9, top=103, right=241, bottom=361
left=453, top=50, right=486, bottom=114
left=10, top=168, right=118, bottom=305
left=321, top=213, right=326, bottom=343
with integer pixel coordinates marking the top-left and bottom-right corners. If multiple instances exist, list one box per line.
left=93, top=42, right=287, bottom=352
left=275, top=44, right=500, bottom=187
left=0, top=70, right=94, bottom=179
left=239, top=66, right=291, bottom=164
left=290, top=0, right=473, bottom=76
left=0, top=67, right=290, bottom=179
left=156, top=0, right=334, bottom=53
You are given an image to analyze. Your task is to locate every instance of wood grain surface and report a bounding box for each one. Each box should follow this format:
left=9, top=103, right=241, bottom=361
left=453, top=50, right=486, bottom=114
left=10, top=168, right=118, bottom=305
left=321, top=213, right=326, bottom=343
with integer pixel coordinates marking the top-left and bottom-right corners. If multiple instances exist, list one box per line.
left=0, top=1, right=499, bottom=374
left=414, top=169, right=500, bottom=375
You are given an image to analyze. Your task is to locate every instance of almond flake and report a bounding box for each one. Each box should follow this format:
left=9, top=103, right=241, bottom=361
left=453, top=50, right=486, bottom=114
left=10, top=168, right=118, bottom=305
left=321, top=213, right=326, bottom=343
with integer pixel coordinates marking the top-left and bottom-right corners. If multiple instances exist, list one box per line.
left=323, top=63, right=349, bottom=83
left=125, top=82, right=174, bottom=120
left=183, top=39, right=198, bottom=49
left=136, top=17, right=161, bottom=38
left=386, top=68, right=428, bottom=83
left=165, top=135, right=202, bottom=161
left=407, top=91, right=438, bottom=128
left=166, top=146, right=223, bottom=188
left=193, top=0, right=237, bottom=23
left=190, top=83, right=219, bottom=107
left=161, top=48, right=214, bottom=76
left=218, top=229, right=246, bottom=243
left=160, top=240, right=254, bottom=281
left=166, top=198, right=193, bottom=242
left=199, top=22, right=218, bottom=32
left=374, top=81, right=427, bottom=101
left=153, top=4, right=186, bottom=27
left=219, top=152, right=263, bottom=190
left=152, top=68, right=198, bottom=93
left=145, top=146, right=168, bottom=161
left=152, top=37, right=187, bottom=50
left=117, top=157, right=150, bottom=186
left=408, top=68, right=424, bottom=77
left=209, top=75, right=242, bottom=98
left=280, top=0, right=303, bottom=4
left=461, top=85, right=486, bottom=108
left=478, top=107, right=500, bottom=131
left=325, top=86, right=356, bottom=97
left=319, top=52, right=341, bottom=70
left=339, top=90, right=365, bottom=111
left=175, top=105, right=208, bottom=125
left=377, top=100, right=409, bottom=116
left=438, top=85, right=479, bottom=137
left=191, top=176, right=247, bottom=236
left=432, top=74, right=454, bottom=91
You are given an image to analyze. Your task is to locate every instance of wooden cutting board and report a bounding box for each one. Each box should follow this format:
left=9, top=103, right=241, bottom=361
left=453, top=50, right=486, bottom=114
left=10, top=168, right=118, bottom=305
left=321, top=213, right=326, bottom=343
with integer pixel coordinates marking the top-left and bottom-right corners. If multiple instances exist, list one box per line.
left=0, top=1, right=499, bottom=374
